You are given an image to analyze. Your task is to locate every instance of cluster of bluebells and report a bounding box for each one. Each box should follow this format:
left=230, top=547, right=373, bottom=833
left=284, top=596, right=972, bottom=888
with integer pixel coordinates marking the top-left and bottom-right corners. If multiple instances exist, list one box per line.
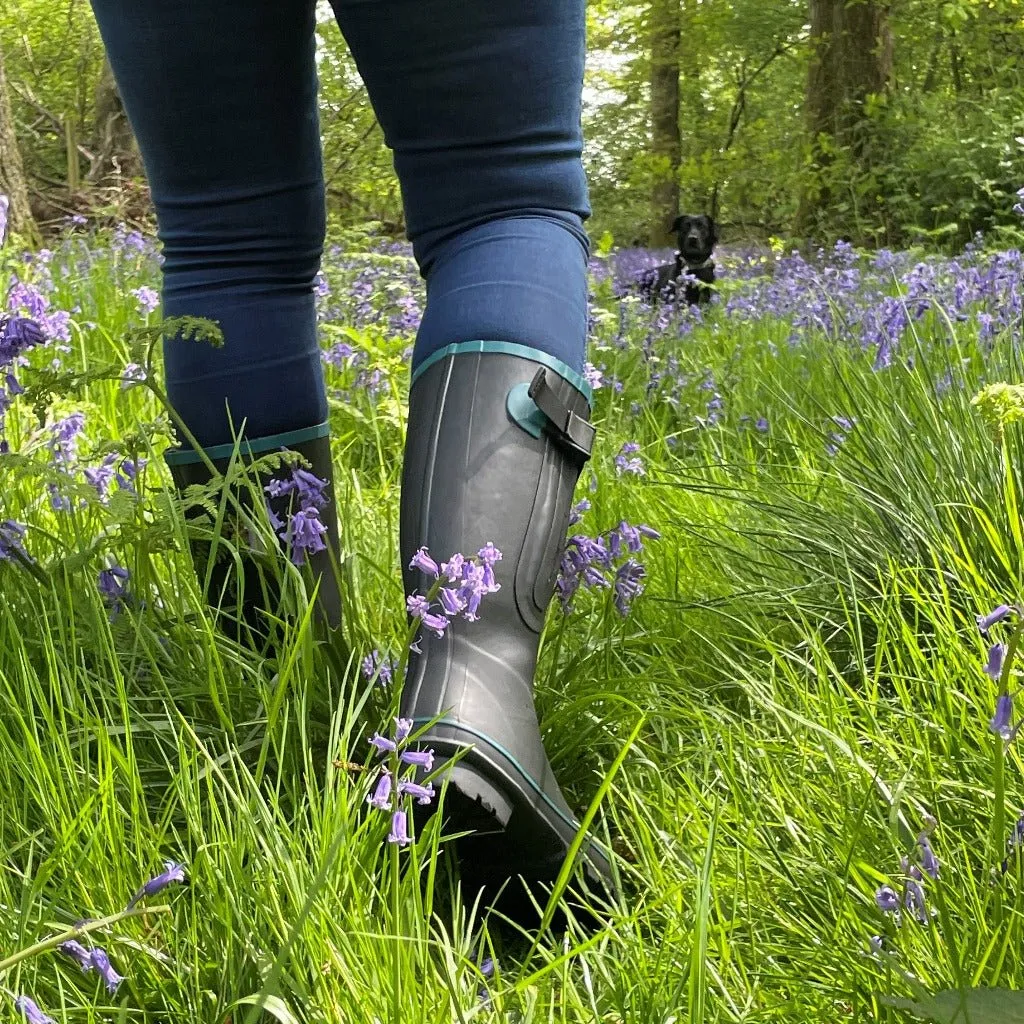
left=557, top=502, right=660, bottom=616
left=874, top=819, right=940, bottom=930
left=98, top=565, right=131, bottom=620
left=975, top=602, right=1024, bottom=876
left=0, top=313, right=45, bottom=445
left=406, top=544, right=503, bottom=641
left=614, top=441, right=645, bottom=476
left=825, top=415, right=855, bottom=457
left=265, top=462, right=330, bottom=565
left=366, top=717, right=436, bottom=847
left=0, top=519, right=29, bottom=563
left=978, top=603, right=1020, bottom=739
left=361, top=648, right=399, bottom=687
left=15, top=861, right=185, bottom=1024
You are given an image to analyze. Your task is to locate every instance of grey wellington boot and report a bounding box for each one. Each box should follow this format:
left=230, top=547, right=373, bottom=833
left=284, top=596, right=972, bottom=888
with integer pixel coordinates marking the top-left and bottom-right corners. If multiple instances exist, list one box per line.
left=400, top=342, right=612, bottom=902
left=165, top=422, right=342, bottom=636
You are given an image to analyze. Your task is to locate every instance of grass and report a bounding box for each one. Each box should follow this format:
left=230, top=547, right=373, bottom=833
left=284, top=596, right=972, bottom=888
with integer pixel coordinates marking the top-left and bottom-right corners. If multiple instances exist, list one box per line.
left=0, top=227, right=1023, bottom=1022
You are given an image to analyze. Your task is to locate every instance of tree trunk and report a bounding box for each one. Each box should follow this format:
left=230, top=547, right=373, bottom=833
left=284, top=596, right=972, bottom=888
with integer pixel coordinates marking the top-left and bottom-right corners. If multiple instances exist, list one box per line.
left=796, top=0, right=893, bottom=234
left=0, top=43, right=40, bottom=246
left=88, top=58, right=142, bottom=184
left=649, top=0, right=681, bottom=246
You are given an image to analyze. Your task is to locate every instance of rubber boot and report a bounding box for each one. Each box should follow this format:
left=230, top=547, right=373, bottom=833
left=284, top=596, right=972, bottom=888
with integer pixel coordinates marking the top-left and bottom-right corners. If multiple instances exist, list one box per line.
left=399, top=342, right=612, bottom=906
left=165, top=422, right=342, bottom=636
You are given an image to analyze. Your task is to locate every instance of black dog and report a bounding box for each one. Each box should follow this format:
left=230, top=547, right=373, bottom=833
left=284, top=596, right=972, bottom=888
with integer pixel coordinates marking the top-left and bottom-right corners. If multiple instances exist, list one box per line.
left=637, top=214, right=718, bottom=306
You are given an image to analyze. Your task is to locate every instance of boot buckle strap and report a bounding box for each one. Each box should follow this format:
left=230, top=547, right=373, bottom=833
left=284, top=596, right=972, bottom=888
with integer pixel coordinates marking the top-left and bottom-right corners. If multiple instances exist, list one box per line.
left=527, top=368, right=596, bottom=461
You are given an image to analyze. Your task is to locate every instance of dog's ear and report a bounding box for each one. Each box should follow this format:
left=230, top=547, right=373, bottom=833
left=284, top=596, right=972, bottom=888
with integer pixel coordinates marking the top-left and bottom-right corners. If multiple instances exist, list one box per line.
left=704, top=215, right=719, bottom=244
left=671, top=215, right=687, bottom=233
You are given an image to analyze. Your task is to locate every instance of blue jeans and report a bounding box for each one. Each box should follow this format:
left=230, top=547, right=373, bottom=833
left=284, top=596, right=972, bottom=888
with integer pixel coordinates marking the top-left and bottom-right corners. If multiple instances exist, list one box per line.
left=88, top=0, right=590, bottom=447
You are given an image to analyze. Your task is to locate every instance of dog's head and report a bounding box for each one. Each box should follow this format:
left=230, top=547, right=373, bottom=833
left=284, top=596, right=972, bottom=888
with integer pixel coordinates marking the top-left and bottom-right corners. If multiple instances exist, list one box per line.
left=672, top=214, right=717, bottom=264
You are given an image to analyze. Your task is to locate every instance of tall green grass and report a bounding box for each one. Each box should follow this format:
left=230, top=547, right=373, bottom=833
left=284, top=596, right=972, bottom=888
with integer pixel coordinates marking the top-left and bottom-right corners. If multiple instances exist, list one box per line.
left=0, top=235, right=1022, bottom=1022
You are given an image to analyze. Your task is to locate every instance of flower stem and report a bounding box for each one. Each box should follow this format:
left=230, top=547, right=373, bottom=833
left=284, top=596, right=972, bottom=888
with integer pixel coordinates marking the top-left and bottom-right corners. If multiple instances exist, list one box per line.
left=0, top=905, right=170, bottom=977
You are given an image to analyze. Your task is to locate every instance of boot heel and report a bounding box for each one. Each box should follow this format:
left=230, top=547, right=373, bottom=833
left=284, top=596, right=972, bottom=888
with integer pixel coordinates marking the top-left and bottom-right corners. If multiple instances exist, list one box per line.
left=440, top=762, right=514, bottom=831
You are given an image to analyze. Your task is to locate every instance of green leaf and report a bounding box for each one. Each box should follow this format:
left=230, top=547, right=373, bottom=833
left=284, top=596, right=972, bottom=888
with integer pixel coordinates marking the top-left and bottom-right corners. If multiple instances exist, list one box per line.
left=883, top=988, right=1024, bottom=1024
left=225, top=993, right=301, bottom=1024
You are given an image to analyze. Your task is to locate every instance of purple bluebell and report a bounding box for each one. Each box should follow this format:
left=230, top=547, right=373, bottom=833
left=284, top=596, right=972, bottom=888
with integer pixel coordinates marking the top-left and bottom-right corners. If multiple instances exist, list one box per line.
left=421, top=611, right=450, bottom=637
left=990, top=692, right=1014, bottom=739
left=978, top=604, right=1013, bottom=637
left=285, top=508, right=327, bottom=564
left=394, top=718, right=413, bottom=743
left=388, top=809, right=412, bottom=846
left=15, top=996, right=55, bottom=1024
left=361, top=650, right=396, bottom=686
left=119, top=362, right=146, bottom=388
left=985, top=643, right=1008, bottom=683
left=583, top=362, right=604, bottom=390
left=917, top=833, right=939, bottom=879
left=369, top=733, right=397, bottom=755
left=406, top=594, right=431, bottom=618
left=89, top=948, right=124, bottom=993
left=367, top=771, right=393, bottom=810
left=0, top=520, right=28, bottom=562
left=904, top=877, right=929, bottom=925
left=58, top=939, right=93, bottom=970
left=0, top=194, right=8, bottom=245
left=440, top=552, right=465, bottom=581
left=126, top=860, right=186, bottom=909
left=614, top=441, right=645, bottom=476
left=84, top=454, right=119, bottom=499
left=400, top=748, right=435, bottom=771
left=265, top=467, right=328, bottom=511
left=98, top=565, right=130, bottom=617
left=568, top=499, right=591, bottom=526
left=409, top=546, right=440, bottom=577
left=875, top=885, right=899, bottom=913
left=439, top=586, right=466, bottom=615
left=131, top=286, right=160, bottom=315
left=398, top=780, right=435, bottom=805
left=868, top=935, right=884, bottom=954
left=116, top=457, right=147, bottom=494
left=755, top=417, right=769, bottom=432
left=613, top=559, right=647, bottom=617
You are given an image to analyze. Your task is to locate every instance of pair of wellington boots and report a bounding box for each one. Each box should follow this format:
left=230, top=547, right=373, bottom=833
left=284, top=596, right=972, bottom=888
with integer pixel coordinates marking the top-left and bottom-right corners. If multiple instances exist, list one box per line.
left=167, top=344, right=612, bottom=906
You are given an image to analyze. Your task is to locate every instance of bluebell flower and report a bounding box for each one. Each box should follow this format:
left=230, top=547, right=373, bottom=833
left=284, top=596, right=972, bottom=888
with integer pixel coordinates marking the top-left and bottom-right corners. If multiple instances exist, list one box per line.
left=0, top=519, right=28, bottom=562
left=875, top=885, right=899, bottom=913
left=398, top=780, right=435, bottom=805
left=400, top=749, right=435, bottom=771
left=369, top=733, right=397, bottom=755
left=978, top=604, right=1013, bottom=637
left=15, top=996, right=55, bottom=1024
left=284, top=508, right=327, bottom=564
left=89, top=948, right=124, bottom=993
left=388, top=810, right=412, bottom=846
left=990, top=692, right=1014, bottom=739
left=409, top=546, right=440, bottom=578
left=985, top=643, right=1008, bottom=683
left=917, top=833, right=939, bottom=879
left=58, top=939, right=92, bottom=970
left=126, top=860, right=186, bottom=909
left=367, top=771, right=393, bottom=810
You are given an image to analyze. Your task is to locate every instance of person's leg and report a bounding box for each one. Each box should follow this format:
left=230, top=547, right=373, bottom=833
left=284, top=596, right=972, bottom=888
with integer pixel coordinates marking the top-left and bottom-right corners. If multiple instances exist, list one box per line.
left=331, top=0, right=609, bottom=900
left=89, top=0, right=327, bottom=447
left=89, top=0, right=341, bottom=628
left=330, top=0, right=591, bottom=376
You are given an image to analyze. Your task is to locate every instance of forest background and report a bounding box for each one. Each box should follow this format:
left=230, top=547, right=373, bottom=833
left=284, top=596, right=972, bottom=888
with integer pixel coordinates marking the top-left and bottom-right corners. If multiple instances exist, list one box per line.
left=2, top=0, right=1024, bottom=253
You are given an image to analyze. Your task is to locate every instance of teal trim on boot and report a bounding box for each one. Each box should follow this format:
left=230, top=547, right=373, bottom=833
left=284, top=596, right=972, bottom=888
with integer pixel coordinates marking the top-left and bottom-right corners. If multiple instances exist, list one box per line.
left=164, top=420, right=330, bottom=467
left=410, top=341, right=593, bottom=405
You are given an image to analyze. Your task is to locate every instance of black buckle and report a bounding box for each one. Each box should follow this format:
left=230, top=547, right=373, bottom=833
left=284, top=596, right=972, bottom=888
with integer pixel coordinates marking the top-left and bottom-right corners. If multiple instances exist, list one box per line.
left=527, top=368, right=596, bottom=461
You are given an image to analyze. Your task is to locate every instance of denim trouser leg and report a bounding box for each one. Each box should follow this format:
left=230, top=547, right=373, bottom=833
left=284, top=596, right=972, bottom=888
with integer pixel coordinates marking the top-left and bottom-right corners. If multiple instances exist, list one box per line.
left=89, top=0, right=590, bottom=447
